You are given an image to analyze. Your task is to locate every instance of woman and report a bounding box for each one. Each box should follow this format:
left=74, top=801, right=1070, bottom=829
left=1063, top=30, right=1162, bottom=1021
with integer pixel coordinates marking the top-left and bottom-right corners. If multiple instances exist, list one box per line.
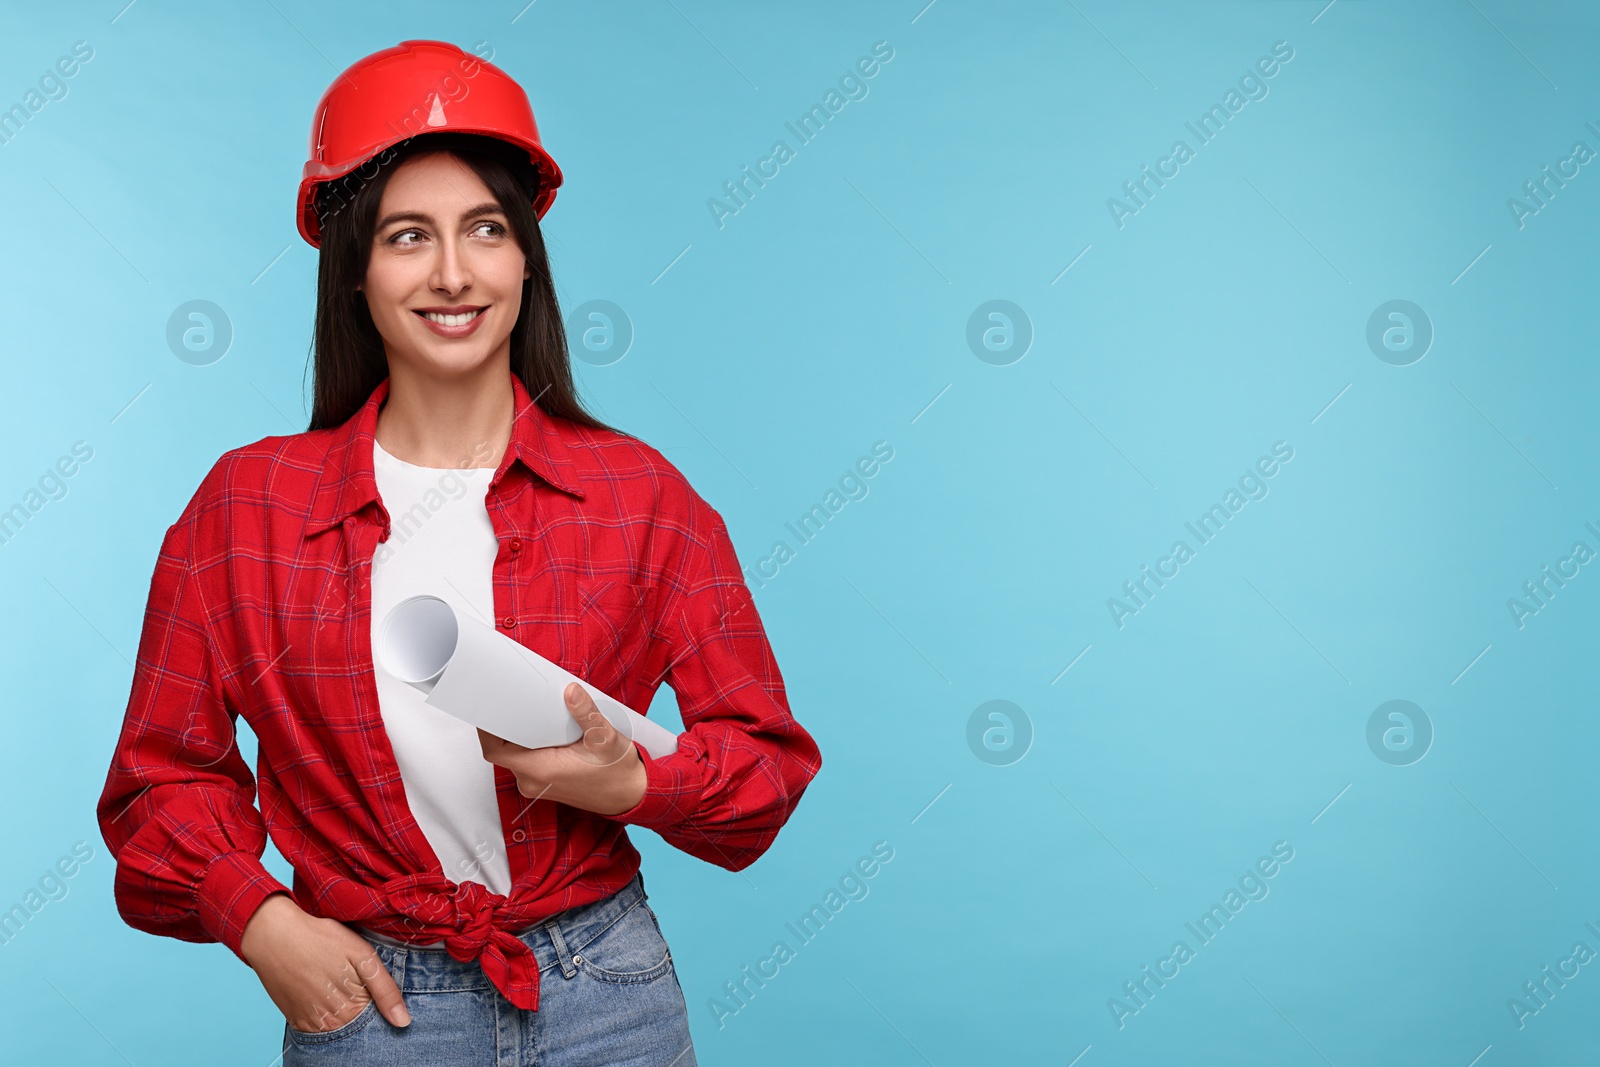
left=95, top=40, right=821, bottom=1066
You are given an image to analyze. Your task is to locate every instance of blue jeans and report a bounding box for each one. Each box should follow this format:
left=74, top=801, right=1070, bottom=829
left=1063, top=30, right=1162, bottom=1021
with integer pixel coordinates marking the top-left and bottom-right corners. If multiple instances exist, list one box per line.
left=281, top=872, right=697, bottom=1066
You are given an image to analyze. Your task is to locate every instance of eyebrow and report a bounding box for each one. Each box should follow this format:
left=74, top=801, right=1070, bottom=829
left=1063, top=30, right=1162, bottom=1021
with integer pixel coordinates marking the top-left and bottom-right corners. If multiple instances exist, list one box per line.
left=376, top=202, right=507, bottom=230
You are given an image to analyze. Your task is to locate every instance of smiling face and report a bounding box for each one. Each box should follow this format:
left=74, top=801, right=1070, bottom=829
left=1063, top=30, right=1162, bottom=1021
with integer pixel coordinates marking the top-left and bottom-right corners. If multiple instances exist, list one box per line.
left=358, top=151, right=531, bottom=379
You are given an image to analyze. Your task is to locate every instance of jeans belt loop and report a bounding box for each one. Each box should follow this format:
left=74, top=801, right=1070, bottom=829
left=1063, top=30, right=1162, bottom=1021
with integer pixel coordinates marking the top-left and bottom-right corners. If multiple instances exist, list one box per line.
left=379, top=939, right=407, bottom=993
left=543, top=916, right=579, bottom=979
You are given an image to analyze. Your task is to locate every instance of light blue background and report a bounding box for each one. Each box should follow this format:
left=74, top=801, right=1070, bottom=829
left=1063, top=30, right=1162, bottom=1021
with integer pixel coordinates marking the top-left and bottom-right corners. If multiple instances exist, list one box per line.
left=3, top=0, right=1597, bottom=1063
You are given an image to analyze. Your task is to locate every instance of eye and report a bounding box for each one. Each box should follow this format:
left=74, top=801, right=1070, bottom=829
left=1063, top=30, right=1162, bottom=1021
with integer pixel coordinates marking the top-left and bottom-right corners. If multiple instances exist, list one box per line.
left=471, top=221, right=507, bottom=238
left=388, top=228, right=426, bottom=247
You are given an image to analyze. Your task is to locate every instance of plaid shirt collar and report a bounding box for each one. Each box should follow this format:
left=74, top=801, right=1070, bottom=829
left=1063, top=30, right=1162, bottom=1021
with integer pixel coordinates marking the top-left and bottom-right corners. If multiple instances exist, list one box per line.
left=304, top=369, right=586, bottom=538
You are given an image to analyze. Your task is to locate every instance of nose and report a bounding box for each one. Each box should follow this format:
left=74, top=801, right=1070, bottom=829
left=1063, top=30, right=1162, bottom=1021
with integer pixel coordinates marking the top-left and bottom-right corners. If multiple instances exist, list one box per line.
left=430, top=232, right=471, bottom=296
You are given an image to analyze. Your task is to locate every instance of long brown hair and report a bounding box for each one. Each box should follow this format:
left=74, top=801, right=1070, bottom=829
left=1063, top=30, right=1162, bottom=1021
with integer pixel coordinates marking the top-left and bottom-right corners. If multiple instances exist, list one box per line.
left=303, top=131, right=622, bottom=437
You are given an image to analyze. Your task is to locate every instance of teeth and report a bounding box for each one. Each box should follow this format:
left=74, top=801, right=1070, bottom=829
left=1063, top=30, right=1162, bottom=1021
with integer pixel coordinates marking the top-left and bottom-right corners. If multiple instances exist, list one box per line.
left=423, top=309, right=482, bottom=326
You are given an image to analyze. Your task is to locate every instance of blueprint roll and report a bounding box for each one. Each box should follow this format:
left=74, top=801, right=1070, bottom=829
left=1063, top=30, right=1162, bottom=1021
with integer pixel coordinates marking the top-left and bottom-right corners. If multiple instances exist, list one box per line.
left=376, top=593, right=679, bottom=760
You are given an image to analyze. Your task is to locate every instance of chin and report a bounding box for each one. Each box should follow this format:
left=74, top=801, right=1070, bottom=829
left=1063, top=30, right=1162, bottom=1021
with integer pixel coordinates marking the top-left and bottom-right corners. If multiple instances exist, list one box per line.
left=412, top=348, right=504, bottom=376
left=422, top=352, right=483, bottom=371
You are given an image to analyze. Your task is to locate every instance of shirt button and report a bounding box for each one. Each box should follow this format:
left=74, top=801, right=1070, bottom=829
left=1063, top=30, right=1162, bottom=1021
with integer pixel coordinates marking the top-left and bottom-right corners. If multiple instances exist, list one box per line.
left=508, top=538, right=522, bottom=552
left=502, top=615, right=516, bottom=629
left=512, top=829, right=526, bottom=843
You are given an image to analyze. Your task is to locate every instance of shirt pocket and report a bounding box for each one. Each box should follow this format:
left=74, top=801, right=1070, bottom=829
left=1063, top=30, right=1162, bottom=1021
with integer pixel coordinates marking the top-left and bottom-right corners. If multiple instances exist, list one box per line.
left=574, top=577, right=652, bottom=693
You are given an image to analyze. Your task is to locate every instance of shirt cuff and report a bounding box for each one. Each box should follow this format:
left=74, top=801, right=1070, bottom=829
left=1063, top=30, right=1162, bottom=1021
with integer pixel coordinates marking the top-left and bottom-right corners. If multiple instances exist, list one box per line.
left=194, top=850, right=292, bottom=960
left=609, top=740, right=688, bottom=831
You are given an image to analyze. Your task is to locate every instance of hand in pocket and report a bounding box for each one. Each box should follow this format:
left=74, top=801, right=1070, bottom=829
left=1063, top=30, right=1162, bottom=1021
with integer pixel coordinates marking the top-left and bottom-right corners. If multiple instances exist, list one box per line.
left=241, top=892, right=411, bottom=1033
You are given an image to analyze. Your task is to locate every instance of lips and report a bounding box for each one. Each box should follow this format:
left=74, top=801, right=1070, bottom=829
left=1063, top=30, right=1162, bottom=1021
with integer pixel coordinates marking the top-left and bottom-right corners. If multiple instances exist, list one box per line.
left=420, top=309, right=482, bottom=326
left=413, top=305, right=488, bottom=338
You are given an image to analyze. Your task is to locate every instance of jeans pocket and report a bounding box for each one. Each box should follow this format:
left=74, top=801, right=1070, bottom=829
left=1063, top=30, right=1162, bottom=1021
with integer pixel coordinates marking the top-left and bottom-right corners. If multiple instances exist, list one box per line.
left=572, top=900, right=674, bottom=985
left=286, top=995, right=380, bottom=1045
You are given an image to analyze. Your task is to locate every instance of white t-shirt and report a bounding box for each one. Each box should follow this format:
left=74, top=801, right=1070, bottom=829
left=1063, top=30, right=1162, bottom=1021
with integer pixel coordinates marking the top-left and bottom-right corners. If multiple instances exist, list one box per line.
left=369, top=437, right=513, bottom=896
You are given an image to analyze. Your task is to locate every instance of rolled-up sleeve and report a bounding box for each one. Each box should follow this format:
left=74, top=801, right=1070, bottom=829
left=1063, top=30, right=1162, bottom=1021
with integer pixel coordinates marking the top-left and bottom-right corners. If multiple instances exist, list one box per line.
left=95, top=518, right=290, bottom=962
left=610, top=490, right=822, bottom=870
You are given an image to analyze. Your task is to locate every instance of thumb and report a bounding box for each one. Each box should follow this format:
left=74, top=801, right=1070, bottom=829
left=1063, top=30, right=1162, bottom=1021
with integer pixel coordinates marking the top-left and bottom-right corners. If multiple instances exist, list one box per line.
left=564, top=682, right=634, bottom=766
left=565, top=683, right=614, bottom=740
left=353, top=944, right=411, bottom=1027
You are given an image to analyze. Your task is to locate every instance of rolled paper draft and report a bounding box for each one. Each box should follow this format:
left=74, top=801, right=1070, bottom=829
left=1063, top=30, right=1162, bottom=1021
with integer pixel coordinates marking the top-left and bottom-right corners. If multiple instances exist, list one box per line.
left=376, top=593, right=680, bottom=759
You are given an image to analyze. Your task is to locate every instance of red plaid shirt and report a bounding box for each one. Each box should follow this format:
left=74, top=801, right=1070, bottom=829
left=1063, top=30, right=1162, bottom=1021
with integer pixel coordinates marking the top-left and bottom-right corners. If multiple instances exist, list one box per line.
left=95, top=369, right=821, bottom=1011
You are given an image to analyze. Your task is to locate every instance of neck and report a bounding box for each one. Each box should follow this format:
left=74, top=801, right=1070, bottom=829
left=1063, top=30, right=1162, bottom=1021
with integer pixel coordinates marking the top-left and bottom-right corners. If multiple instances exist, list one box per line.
left=374, top=357, right=513, bottom=471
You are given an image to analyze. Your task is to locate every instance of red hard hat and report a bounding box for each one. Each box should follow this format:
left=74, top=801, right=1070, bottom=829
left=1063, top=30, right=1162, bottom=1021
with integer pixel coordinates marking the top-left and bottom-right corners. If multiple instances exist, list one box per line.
left=296, top=40, right=562, bottom=248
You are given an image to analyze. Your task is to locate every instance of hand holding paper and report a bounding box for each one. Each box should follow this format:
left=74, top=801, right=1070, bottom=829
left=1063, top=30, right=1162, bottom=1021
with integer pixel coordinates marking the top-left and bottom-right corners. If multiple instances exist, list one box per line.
left=375, top=594, right=679, bottom=815
left=475, top=682, right=649, bottom=817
